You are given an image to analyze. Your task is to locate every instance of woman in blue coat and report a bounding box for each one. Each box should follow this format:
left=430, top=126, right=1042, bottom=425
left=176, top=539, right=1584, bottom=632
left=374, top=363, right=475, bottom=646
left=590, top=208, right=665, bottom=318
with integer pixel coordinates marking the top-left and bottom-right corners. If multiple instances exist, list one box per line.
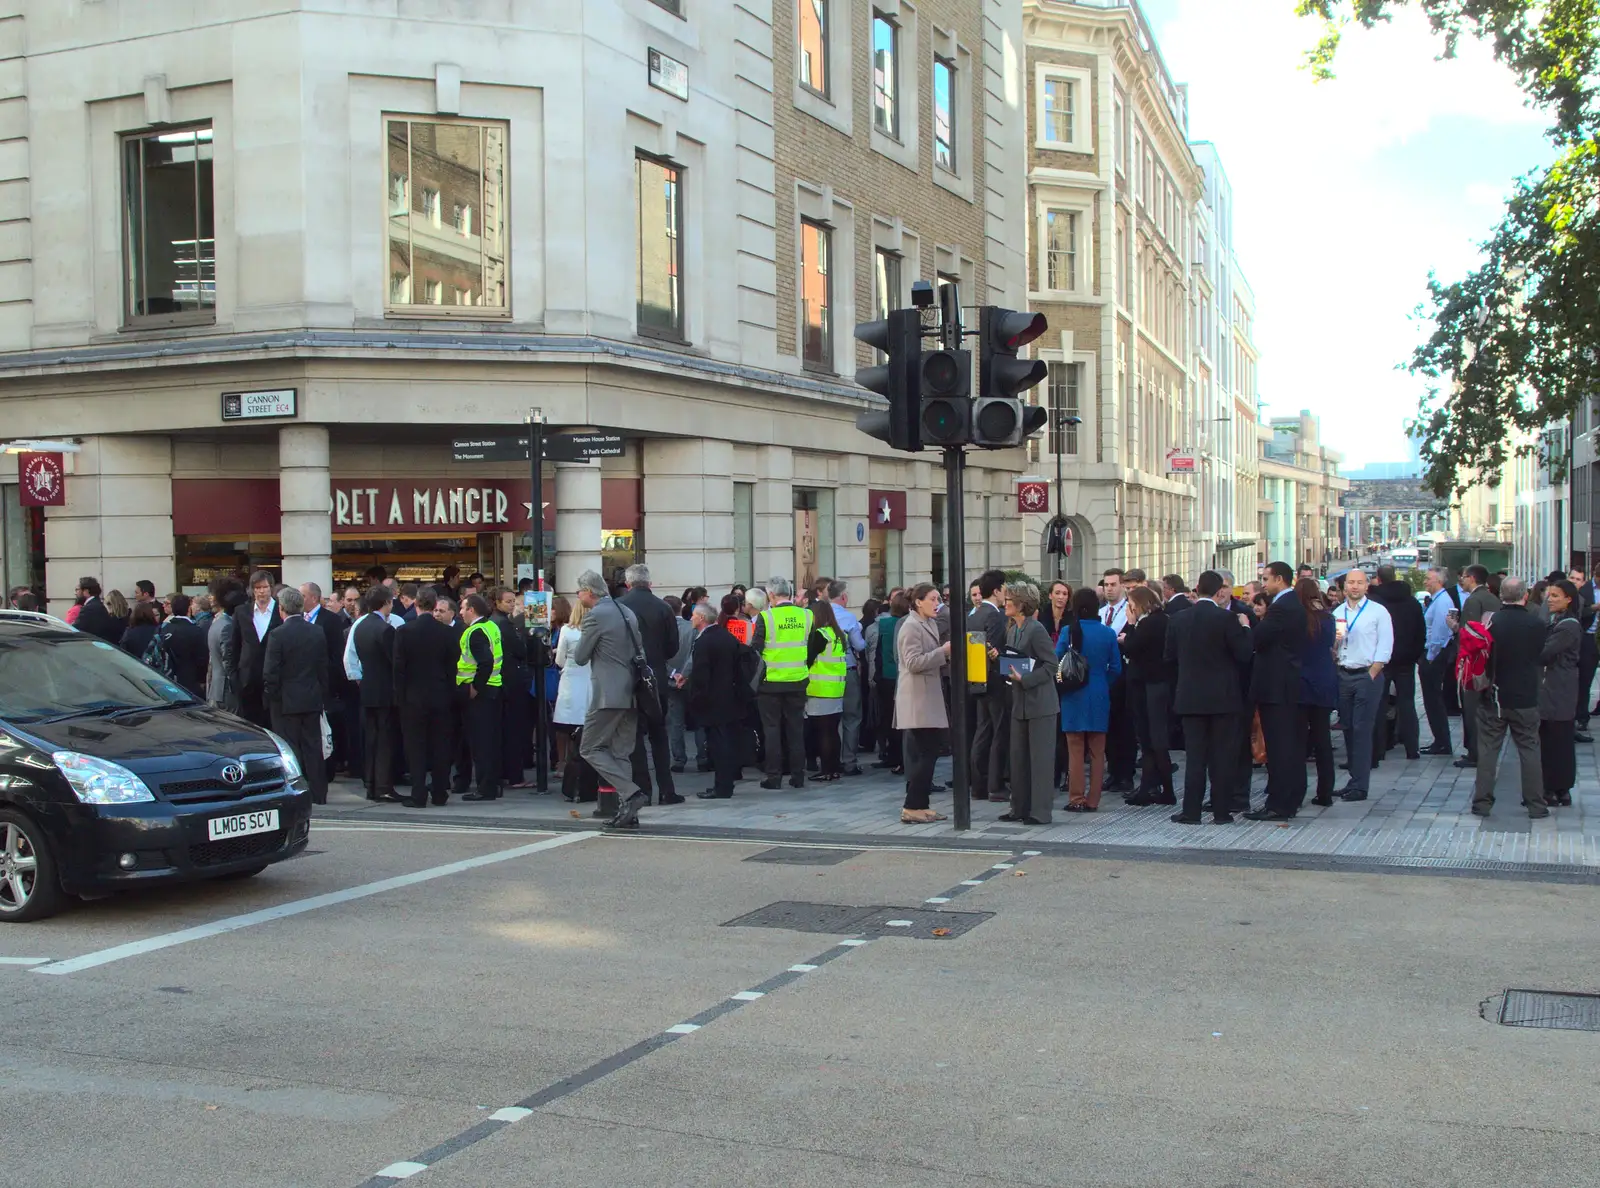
left=1057, top=587, right=1123, bottom=811
left=1295, top=577, right=1339, bottom=806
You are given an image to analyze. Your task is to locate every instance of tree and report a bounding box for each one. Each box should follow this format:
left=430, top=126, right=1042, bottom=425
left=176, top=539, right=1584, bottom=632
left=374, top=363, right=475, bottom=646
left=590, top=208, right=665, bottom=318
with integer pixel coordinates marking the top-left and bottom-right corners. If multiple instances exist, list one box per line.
left=1297, top=1, right=1600, bottom=497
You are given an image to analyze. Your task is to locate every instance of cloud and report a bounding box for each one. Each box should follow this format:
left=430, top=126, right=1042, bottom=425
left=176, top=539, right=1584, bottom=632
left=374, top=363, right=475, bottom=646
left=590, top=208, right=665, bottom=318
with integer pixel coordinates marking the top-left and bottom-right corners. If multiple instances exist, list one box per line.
left=1142, top=0, right=1551, bottom=467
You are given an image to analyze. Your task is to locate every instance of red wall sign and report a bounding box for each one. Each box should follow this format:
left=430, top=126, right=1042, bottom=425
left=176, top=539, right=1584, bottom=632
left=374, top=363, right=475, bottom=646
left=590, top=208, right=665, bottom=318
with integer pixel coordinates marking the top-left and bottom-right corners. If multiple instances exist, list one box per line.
left=18, top=452, right=66, bottom=507
left=866, top=489, right=906, bottom=531
left=1016, top=480, right=1050, bottom=514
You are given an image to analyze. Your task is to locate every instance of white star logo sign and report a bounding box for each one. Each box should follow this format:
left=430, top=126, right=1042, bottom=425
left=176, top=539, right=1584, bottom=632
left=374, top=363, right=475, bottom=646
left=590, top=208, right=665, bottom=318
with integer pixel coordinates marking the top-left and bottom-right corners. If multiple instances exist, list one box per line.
left=876, top=498, right=892, bottom=524
left=523, top=501, right=551, bottom=519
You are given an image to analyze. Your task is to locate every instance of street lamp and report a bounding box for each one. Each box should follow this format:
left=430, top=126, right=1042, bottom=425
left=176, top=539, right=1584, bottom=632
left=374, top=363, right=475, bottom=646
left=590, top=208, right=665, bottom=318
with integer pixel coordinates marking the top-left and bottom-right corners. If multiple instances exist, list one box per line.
left=1051, top=413, right=1083, bottom=578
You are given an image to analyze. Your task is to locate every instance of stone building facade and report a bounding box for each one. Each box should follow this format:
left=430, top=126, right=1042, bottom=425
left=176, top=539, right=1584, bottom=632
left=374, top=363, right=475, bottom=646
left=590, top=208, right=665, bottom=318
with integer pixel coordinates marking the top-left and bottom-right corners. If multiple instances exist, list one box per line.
left=0, top=0, right=1030, bottom=609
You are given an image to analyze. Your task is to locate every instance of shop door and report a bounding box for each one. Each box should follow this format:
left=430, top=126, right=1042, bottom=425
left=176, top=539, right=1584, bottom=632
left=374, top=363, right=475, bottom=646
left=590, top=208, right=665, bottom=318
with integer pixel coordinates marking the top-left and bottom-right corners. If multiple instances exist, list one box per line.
left=794, top=510, right=818, bottom=593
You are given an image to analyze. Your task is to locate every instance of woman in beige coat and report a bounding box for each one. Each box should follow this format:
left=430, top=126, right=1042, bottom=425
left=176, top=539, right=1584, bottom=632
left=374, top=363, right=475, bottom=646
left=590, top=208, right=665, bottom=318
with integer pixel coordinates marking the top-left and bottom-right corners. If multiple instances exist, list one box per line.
left=895, top=582, right=951, bottom=823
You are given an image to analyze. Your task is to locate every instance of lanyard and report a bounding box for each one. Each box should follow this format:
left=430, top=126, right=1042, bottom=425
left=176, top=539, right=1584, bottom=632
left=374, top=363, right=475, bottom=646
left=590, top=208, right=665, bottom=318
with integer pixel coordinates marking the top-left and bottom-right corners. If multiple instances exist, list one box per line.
left=1340, top=600, right=1367, bottom=634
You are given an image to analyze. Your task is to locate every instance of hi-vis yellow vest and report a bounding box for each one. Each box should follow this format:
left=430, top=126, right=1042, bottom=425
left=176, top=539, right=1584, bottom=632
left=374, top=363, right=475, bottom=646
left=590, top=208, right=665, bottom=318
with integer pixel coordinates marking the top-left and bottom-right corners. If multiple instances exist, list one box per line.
left=807, top=625, right=846, bottom=698
left=760, top=605, right=811, bottom=683
left=456, top=619, right=503, bottom=687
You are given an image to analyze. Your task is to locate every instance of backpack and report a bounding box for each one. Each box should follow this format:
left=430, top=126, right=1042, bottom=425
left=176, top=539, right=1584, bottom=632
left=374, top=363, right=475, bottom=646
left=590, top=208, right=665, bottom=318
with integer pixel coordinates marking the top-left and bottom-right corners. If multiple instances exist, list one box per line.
left=142, top=624, right=176, bottom=679
left=1455, top=620, right=1492, bottom=692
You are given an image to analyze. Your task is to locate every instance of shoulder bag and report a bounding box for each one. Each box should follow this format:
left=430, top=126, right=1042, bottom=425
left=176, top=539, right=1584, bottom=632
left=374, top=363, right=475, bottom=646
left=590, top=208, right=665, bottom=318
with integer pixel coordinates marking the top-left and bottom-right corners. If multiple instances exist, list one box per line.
left=1056, top=618, right=1090, bottom=693
left=611, top=597, right=665, bottom=725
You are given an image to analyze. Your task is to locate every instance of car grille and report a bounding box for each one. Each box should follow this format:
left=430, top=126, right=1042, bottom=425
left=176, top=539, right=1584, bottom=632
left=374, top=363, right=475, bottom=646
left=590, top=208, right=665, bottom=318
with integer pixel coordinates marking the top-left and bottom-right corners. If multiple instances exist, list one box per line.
left=162, top=766, right=287, bottom=805
left=189, top=828, right=286, bottom=867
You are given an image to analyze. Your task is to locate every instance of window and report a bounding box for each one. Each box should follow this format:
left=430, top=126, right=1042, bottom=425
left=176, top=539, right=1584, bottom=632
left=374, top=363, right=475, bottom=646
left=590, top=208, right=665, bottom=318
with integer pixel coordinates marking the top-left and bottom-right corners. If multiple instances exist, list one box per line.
left=121, top=124, right=215, bottom=324
left=798, top=0, right=829, bottom=96
left=1045, top=210, right=1077, bottom=291
left=386, top=117, right=508, bottom=314
left=874, top=247, right=900, bottom=321
left=734, top=482, right=755, bottom=585
left=649, top=0, right=682, bottom=13
left=800, top=218, right=832, bottom=368
left=635, top=153, right=685, bottom=339
left=933, top=56, right=955, bottom=172
left=1048, top=362, right=1080, bottom=456
left=1043, top=78, right=1074, bottom=144
left=872, top=13, right=899, bottom=138
left=1113, top=94, right=1126, bottom=175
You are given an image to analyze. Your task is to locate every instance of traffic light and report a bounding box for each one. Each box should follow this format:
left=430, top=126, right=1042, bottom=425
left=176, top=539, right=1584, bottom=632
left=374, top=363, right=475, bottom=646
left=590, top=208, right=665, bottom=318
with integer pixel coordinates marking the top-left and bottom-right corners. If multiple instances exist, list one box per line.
left=972, top=307, right=1049, bottom=448
left=919, top=346, right=972, bottom=446
left=853, top=308, right=923, bottom=452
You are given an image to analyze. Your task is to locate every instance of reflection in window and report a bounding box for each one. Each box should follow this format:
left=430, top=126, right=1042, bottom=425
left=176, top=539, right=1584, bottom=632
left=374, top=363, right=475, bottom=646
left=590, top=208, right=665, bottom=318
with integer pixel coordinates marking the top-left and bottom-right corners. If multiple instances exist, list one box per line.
left=798, top=0, right=829, bottom=96
left=1047, top=362, right=1080, bottom=456
left=934, top=57, right=955, bottom=172
left=1046, top=210, right=1077, bottom=290
left=1043, top=78, right=1074, bottom=144
left=636, top=154, right=684, bottom=338
left=874, top=247, right=900, bottom=321
left=122, top=125, right=216, bottom=322
left=386, top=118, right=508, bottom=312
left=800, top=218, right=832, bottom=368
left=872, top=14, right=898, bottom=138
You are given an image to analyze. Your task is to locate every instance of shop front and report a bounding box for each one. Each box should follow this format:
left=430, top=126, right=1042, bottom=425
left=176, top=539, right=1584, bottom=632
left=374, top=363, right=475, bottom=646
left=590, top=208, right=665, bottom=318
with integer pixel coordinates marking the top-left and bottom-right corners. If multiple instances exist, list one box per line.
left=867, top=489, right=906, bottom=598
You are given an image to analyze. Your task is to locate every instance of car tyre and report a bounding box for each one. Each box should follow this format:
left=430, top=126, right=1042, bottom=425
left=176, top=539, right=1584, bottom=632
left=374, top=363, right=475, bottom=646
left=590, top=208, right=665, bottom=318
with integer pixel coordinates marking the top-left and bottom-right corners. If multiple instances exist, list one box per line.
left=0, top=809, right=62, bottom=923
left=214, top=864, right=269, bottom=881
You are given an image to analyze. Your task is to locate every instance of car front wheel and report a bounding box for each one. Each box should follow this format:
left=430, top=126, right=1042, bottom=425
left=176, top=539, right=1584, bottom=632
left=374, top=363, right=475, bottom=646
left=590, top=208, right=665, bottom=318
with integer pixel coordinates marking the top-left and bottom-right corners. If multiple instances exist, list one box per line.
left=0, top=809, right=62, bottom=923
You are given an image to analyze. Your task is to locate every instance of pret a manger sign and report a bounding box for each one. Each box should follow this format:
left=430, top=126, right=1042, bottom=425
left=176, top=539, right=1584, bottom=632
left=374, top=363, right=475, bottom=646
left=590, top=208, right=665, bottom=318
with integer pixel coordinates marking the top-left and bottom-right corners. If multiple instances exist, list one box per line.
left=332, top=482, right=521, bottom=531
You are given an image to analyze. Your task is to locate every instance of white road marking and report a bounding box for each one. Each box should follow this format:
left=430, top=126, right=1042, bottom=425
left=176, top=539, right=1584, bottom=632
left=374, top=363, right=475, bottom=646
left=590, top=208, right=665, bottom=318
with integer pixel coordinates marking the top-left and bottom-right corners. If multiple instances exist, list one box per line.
left=885, top=920, right=913, bottom=927
left=961, top=879, right=983, bottom=886
left=839, top=939, right=871, bottom=947
left=490, top=1106, right=533, bottom=1122
left=924, top=896, right=951, bottom=904
left=32, top=832, right=592, bottom=977
left=375, top=1161, right=428, bottom=1179
left=0, top=957, right=51, bottom=966
left=730, top=990, right=764, bottom=1001
left=788, top=963, right=818, bottom=972
left=665, top=1023, right=700, bottom=1034
left=992, top=863, right=1014, bottom=869
left=1021, top=850, right=1042, bottom=856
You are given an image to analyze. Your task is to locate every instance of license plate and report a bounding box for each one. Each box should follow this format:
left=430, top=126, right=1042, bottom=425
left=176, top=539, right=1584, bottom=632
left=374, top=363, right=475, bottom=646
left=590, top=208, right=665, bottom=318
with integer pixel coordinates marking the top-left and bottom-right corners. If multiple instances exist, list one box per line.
left=206, top=809, right=280, bottom=842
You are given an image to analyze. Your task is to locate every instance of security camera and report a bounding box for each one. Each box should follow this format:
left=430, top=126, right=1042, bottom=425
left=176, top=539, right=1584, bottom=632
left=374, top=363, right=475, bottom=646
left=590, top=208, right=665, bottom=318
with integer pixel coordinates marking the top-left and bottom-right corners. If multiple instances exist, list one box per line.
left=910, top=280, right=935, bottom=309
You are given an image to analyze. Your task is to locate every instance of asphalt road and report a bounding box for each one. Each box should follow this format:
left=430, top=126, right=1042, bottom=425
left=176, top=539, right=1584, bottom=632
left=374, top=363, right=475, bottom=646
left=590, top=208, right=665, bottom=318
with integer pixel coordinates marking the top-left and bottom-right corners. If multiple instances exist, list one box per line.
left=2, top=822, right=1597, bottom=1187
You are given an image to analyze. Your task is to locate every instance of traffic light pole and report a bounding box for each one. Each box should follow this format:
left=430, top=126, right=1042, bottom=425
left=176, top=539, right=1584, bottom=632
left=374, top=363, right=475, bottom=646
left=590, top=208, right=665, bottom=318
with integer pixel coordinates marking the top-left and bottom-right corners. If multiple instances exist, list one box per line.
left=944, top=443, right=971, bottom=832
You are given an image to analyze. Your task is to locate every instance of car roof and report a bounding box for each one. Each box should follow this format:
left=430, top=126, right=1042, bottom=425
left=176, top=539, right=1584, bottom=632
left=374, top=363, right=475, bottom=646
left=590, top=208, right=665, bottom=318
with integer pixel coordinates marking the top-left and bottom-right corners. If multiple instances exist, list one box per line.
left=0, top=609, right=79, bottom=635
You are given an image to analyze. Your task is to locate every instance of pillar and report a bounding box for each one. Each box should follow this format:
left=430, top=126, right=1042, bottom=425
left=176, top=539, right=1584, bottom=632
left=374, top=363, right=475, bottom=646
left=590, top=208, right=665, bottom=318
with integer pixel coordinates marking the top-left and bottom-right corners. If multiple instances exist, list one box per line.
left=903, top=459, right=934, bottom=585
left=835, top=452, right=869, bottom=597
left=641, top=438, right=734, bottom=594
left=44, top=434, right=174, bottom=615
left=554, top=461, right=602, bottom=596
left=754, top=444, right=793, bottom=584
left=279, top=425, right=331, bottom=593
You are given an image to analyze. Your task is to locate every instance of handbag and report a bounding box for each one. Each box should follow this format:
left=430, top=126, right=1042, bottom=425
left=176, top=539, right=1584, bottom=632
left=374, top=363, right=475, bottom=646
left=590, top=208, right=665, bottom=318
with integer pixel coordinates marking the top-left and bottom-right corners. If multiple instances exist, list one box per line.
left=611, top=596, right=665, bottom=726
left=1055, top=619, right=1089, bottom=692
left=319, top=712, right=334, bottom=760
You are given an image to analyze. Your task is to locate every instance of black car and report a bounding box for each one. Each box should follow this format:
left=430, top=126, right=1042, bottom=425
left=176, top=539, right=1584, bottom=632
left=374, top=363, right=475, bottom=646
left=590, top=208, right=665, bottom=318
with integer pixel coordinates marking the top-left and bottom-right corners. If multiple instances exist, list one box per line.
left=0, top=610, right=312, bottom=921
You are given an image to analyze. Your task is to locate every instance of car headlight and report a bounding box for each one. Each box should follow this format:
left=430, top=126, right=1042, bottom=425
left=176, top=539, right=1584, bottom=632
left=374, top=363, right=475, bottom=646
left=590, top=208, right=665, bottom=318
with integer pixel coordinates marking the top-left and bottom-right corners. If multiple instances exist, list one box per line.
left=52, top=751, right=155, bottom=805
left=264, top=730, right=304, bottom=782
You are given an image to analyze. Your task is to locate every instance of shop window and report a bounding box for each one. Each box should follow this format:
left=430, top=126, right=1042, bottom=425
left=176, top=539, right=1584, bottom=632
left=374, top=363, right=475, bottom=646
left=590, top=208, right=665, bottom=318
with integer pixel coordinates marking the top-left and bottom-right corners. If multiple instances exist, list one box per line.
left=635, top=153, right=685, bottom=339
left=386, top=116, right=508, bottom=315
left=793, top=487, right=835, bottom=592
left=121, top=124, right=216, bottom=326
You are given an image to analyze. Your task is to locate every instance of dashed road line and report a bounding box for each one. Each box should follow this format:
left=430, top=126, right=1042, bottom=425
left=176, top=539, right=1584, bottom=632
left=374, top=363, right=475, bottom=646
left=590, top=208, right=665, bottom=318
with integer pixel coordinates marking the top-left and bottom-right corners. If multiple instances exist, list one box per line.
left=353, top=848, right=1039, bottom=1187
left=0, top=957, right=51, bottom=966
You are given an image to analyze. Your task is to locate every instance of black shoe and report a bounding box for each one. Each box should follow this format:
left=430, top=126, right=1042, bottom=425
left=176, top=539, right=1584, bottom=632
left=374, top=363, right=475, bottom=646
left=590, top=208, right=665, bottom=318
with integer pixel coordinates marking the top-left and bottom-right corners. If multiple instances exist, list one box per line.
left=1212, top=814, right=1236, bottom=824
left=657, top=792, right=686, bottom=805
left=696, top=761, right=714, bottom=772
left=842, top=766, right=863, bottom=777
left=1244, top=809, right=1296, bottom=821
left=1471, top=804, right=1491, bottom=816
left=1405, top=752, right=1421, bottom=761
left=696, top=789, right=732, bottom=799
left=604, top=817, right=640, bottom=829
left=403, top=798, right=426, bottom=808
left=1124, top=791, right=1157, bottom=806
left=1529, top=807, right=1551, bottom=820
left=1576, top=733, right=1594, bottom=744
left=1170, top=813, right=1202, bottom=825
left=760, top=778, right=782, bottom=790
left=463, top=793, right=495, bottom=802
left=608, top=790, right=648, bottom=828
left=1453, top=757, right=1476, bottom=768
left=1421, top=744, right=1452, bottom=756
left=670, top=762, right=686, bottom=773
left=1023, top=817, right=1049, bottom=826
left=788, top=775, right=806, bottom=789
left=1310, top=795, right=1335, bottom=807
left=1201, top=800, right=1213, bottom=813
left=997, top=811, right=1025, bottom=822
left=1339, top=788, right=1368, bottom=802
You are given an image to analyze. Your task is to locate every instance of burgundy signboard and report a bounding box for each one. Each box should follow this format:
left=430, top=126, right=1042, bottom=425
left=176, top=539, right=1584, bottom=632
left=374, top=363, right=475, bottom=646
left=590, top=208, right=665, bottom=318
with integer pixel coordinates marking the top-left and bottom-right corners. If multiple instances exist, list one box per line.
left=866, top=489, right=906, bottom=531
left=1016, top=480, right=1050, bottom=514
left=18, top=452, right=65, bottom=507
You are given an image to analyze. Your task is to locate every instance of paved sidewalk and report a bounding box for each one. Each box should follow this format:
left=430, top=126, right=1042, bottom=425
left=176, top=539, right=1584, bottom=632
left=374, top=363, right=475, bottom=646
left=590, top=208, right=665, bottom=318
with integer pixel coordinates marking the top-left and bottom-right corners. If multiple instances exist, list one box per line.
left=319, top=714, right=1600, bottom=875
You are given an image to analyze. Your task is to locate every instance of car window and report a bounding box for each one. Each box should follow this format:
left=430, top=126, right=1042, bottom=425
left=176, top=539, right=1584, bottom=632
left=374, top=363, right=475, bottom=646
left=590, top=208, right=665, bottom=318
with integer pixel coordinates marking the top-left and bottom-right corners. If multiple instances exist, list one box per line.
left=0, top=634, right=195, bottom=723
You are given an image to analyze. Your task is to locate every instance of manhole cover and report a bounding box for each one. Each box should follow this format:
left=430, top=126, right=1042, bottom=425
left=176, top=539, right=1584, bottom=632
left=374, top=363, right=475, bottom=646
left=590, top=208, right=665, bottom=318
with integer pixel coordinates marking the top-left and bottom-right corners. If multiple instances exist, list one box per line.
left=722, top=901, right=991, bottom=939
left=744, top=847, right=864, bottom=866
left=1498, top=989, right=1600, bottom=1031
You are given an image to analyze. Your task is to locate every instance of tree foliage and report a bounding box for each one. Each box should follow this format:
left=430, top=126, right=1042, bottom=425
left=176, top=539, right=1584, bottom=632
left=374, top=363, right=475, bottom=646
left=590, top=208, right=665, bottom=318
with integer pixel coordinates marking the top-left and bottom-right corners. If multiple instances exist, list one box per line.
left=1296, top=1, right=1600, bottom=497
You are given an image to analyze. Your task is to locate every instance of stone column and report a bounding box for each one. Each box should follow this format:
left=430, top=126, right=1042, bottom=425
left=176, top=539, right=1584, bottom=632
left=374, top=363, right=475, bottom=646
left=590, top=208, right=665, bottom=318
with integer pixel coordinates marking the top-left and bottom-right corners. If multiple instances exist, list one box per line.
left=903, top=459, right=934, bottom=584
left=554, top=461, right=602, bottom=596
left=754, top=444, right=793, bottom=584
left=279, top=425, right=331, bottom=593
left=834, top=452, right=869, bottom=596
left=641, top=438, right=734, bottom=594
left=44, top=435, right=174, bottom=614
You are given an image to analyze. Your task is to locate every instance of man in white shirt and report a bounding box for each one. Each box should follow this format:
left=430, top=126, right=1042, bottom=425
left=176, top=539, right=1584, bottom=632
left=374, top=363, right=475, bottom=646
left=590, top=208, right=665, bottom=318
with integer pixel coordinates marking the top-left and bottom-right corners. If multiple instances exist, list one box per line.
left=825, top=579, right=870, bottom=776
left=1332, top=568, right=1393, bottom=800
left=1098, top=567, right=1136, bottom=793
left=1099, top=568, right=1129, bottom=633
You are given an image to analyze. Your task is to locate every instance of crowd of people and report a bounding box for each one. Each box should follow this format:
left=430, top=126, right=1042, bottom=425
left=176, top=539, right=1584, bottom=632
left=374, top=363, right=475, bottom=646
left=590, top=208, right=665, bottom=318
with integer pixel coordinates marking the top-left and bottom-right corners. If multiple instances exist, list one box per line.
left=12, top=553, right=1596, bottom=829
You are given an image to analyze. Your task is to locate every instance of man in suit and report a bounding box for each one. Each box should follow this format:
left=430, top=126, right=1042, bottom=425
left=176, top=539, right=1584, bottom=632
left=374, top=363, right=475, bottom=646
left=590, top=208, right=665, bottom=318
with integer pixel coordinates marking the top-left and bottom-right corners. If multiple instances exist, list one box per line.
left=572, top=569, right=647, bottom=828
left=491, top=586, right=531, bottom=788
left=74, top=576, right=125, bottom=645
left=227, top=569, right=281, bottom=727
left=261, top=586, right=329, bottom=804
left=393, top=586, right=458, bottom=807
left=968, top=569, right=1010, bottom=803
left=687, top=599, right=747, bottom=799
left=159, top=593, right=209, bottom=699
left=1368, top=565, right=1425, bottom=762
left=1244, top=561, right=1307, bottom=820
left=1572, top=565, right=1597, bottom=734
left=299, top=581, right=349, bottom=783
left=1161, top=575, right=1193, bottom=616
left=1456, top=565, right=1500, bottom=768
left=456, top=593, right=503, bottom=802
left=1099, top=568, right=1137, bottom=795
left=1472, top=577, right=1548, bottom=819
left=1165, top=570, right=1255, bottom=825
left=618, top=563, right=682, bottom=804
left=353, top=586, right=401, bottom=802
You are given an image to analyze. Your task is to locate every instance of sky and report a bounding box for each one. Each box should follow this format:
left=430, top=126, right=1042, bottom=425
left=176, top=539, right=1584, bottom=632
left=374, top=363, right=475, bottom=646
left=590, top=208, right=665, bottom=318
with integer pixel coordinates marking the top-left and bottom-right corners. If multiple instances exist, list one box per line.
left=1135, top=0, right=1554, bottom=469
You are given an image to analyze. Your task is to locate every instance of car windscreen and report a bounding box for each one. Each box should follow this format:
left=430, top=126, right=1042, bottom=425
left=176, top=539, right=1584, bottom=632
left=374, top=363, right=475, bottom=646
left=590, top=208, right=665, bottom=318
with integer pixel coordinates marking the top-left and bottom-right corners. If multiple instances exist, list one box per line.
left=0, top=633, right=197, bottom=723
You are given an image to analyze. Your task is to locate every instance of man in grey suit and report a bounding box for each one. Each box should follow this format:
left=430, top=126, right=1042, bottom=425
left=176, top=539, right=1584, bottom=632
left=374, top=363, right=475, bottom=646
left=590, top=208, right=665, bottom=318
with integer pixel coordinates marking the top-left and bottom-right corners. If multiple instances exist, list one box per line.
left=571, top=569, right=647, bottom=829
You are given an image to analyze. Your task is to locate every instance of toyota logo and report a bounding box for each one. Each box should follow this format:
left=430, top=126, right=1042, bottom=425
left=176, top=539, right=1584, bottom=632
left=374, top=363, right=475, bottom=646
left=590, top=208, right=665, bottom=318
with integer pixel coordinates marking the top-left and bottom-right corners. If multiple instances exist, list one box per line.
left=220, top=764, right=246, bottom=785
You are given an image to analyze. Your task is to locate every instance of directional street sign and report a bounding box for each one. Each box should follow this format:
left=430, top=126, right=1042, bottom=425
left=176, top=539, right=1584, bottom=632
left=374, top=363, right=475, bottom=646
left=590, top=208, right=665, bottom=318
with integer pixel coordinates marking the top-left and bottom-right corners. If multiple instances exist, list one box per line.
left=452, top=433, right=624, bottom=464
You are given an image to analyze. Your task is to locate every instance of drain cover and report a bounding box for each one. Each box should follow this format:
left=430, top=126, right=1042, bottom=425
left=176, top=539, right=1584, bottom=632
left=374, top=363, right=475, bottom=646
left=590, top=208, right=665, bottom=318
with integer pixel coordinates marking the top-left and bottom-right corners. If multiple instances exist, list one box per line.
left=1498, top=989, right=1600, bottom=1031
left=722, top=901, right=991, bottom=939
left=744, top=847, right=864, bottom=866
